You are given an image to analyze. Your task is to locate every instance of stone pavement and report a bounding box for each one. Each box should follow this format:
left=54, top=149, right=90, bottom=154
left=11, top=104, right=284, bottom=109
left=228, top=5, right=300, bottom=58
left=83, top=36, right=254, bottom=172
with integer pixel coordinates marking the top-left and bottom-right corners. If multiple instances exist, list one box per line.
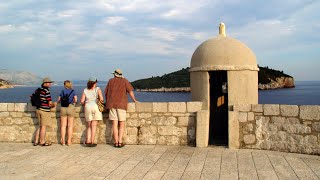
left=0, top=143, right=319, bottom=180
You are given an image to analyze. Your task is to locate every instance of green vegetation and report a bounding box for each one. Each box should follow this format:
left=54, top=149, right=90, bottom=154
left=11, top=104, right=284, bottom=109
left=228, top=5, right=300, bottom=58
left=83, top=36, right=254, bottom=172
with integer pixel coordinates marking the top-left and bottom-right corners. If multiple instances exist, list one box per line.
left=131, top=66, right=292, bottom=89
left=258, top=66, right=292, bottom=84
left=131, top=68, right=190, bottom=89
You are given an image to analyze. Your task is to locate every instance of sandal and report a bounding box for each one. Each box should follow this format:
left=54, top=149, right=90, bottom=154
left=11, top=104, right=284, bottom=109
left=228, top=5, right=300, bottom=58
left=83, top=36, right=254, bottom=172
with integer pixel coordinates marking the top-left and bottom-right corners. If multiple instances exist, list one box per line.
left=113, top=143, right=119, bottom=148
left=33, top=142, right=39, bottom=146
left=85, top=142, right=93, bottom=147
left=40, top=142, right=52, bottom=146
left=118, top=142, right=125, bottom=148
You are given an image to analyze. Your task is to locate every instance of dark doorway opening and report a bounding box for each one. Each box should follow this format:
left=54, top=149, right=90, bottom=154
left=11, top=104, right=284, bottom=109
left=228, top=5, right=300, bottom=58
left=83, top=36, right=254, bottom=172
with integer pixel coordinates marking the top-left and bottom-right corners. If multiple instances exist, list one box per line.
left=209, top=71, right=228, bottom=146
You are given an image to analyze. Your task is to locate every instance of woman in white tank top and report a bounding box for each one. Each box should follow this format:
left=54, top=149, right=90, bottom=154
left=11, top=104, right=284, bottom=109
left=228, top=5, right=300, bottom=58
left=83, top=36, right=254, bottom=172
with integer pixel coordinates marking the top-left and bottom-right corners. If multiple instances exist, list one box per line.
left=80, top=77, right=104, bottom=146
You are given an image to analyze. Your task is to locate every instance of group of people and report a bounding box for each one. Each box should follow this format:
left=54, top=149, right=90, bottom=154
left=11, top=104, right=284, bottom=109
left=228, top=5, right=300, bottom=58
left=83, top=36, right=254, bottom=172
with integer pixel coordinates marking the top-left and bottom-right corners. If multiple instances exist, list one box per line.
left=33, top=69, right=138, bottom=148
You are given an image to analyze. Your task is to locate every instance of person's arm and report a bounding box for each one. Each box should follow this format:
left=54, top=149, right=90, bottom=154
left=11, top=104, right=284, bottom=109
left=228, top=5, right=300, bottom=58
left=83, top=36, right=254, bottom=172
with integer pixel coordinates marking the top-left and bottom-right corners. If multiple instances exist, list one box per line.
left=97, top=88, right=104, bottom=101
left=74, top=95, right=78, bottom=104
left=57, top=90, right=62, bottom=103
left=57, top=96, right=61, bottom=103
left=104, top=82, right=110, bottom=102
left=47, top=90, right=56, bottom=108
left=80, top=91, right=86, bottom=105
left=129, top=91, right=138, bottom=102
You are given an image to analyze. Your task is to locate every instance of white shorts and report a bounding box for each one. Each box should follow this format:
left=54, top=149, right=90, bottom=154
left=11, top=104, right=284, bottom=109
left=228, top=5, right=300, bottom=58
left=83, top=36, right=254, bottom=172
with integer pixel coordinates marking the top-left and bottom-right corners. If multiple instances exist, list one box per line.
left=109, top=108, right=126, bottom=121
left=85, top=104, right=103, bottom=121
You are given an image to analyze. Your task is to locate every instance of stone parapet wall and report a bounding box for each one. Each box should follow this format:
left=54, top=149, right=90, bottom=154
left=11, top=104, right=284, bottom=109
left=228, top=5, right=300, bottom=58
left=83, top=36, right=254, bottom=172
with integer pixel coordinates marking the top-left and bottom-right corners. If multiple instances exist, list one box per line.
left=234, top=104, right=320, bottom=155
left=0, top=102, right=202, bottom=145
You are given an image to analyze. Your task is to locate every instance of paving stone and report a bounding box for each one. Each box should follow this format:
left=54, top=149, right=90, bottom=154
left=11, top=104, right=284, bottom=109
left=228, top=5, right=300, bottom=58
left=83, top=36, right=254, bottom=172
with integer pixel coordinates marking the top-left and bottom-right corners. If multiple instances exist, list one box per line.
left=268, top=154, right=299, bottom=180
left=237, top=151, right=258, bottom=180
left=0, top=143, right=319, bottom=179
left=181, top=171, right=201, bottom=180
left=285, top=156, right=319, bottom=179
left=252, top=152, right=278, bottom=179
left=302, top=158, right=320, bottom=178
left=220, top=149, right=238, bottom=180
left=142, top=170, right=165, bottom=180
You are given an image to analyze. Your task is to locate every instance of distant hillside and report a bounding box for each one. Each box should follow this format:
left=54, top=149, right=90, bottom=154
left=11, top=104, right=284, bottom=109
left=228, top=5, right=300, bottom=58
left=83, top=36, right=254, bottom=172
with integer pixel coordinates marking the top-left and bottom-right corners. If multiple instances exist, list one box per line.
left=132, top=68, right=190, bottom=89
left=258, top=66, right=292, bottom=84
left=131, top=66, right=295, bottom=90
left=0, top=69, right=42, bottom=85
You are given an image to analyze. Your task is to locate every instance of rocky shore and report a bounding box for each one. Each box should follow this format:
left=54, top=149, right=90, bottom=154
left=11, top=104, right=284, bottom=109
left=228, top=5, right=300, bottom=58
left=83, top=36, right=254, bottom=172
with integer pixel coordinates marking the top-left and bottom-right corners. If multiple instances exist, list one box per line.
left=136, top=87, right=191, bottom=92
left=258, top=77, right=295, bottom=90
left=0, top=79, right=13, bottom=89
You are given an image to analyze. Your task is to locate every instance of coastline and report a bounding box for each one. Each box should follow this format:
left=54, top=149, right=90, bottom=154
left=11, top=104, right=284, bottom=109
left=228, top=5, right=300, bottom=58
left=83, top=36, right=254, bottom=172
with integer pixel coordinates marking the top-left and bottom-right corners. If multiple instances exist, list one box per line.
left=136, top=83, right=295, bottom=92
left=136, top=87, right=190, bottom=92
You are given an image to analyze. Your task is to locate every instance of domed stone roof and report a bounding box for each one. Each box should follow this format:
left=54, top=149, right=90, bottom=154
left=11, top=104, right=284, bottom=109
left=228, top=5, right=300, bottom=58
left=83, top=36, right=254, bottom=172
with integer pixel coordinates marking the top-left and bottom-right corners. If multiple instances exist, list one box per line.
left=190, top=23, right=258, bottom=72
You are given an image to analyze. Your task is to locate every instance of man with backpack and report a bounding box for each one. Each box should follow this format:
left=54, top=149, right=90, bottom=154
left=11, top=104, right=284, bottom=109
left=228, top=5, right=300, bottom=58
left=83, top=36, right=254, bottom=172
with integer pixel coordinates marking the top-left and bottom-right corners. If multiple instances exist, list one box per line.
left=33, top=77, right=56, bottom=146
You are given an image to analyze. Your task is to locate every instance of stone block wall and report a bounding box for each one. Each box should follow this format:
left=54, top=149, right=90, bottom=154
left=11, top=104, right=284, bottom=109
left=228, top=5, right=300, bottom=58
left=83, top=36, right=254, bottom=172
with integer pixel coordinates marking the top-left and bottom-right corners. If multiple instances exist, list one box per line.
left=0, top=102, right=202, bottom=145
left=234, top=104, right=320, bottom=155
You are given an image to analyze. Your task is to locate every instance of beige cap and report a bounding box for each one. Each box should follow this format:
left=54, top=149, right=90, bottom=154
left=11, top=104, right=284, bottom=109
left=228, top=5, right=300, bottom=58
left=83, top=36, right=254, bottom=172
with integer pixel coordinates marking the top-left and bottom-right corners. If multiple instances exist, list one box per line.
left=42, top=77, right=54, bottom=83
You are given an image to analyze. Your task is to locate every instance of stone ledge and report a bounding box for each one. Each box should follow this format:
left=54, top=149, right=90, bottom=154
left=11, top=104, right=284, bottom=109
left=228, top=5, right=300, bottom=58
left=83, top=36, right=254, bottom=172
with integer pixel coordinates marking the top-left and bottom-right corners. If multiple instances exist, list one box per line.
left=168, top=102, right=186, bottom=112
left=187, top=101, right=202, bottom=112
left=280, top=105, right=299, bottom=117
left=264, top=104, right=280, bottom=116
left=0, top=103, right=7, bottom=112
left=152, top=103, right=168, bottom=112
left=233, top=104, right=251, bottom=112
left=300, top=105, right=320, bottom=120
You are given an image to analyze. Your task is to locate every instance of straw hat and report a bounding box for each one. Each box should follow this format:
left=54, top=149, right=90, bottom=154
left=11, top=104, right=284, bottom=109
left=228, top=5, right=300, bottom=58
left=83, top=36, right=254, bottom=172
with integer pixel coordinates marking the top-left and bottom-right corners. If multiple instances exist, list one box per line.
left=112, top=69, right=123, bottom=78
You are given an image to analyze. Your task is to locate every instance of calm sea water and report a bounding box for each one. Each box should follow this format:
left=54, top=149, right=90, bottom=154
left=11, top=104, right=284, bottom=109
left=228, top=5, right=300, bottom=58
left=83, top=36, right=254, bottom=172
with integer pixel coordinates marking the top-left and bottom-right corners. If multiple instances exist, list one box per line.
left=0, top=81, right=319, bottom=105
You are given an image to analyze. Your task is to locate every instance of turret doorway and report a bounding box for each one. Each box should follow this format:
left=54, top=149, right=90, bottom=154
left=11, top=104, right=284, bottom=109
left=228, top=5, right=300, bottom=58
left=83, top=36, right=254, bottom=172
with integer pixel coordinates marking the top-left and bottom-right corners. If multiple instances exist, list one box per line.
left=209, top=71, right=228, bottom=146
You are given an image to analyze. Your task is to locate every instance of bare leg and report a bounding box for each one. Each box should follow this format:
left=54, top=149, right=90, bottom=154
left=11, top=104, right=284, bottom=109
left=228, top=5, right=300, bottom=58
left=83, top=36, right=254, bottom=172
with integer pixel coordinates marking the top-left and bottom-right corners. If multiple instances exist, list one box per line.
left=34, top=127, right=40, bottom=144
left=118, top=121, right=125, bottom=143
left=67, top=117, right=74, bottom=145
left=60, top=116, right=67, bottom=145
left=91, top=120, right=98, bottom=144
left=112, top=120, right=119, bottom=144
left=39, top=126, right=46, bottom=144
left=86, top=121, right=92, bottom=144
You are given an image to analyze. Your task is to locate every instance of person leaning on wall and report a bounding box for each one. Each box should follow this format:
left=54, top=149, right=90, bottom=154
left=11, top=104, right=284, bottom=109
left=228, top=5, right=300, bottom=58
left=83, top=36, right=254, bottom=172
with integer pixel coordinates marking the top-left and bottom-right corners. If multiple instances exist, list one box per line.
left=104, top=69, right=138, bottom=148
left=56, top=80, right=77, bottom=146
left=33, top=77, right=56, bottom=146
left=80, top=77, right=104, bottom=147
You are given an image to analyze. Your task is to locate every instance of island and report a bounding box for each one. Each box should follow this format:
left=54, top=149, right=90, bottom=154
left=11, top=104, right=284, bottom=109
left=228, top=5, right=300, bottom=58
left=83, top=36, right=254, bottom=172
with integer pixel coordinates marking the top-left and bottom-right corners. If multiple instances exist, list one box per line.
left=131, top=66, right=295, bottom=92
left=0, top=79, right=13, bottom=89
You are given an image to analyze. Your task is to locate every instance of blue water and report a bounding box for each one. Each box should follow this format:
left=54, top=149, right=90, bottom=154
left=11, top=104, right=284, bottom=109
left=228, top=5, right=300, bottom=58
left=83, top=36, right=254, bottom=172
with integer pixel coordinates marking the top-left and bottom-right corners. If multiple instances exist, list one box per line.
left=0, top=81, right=319, bottom=105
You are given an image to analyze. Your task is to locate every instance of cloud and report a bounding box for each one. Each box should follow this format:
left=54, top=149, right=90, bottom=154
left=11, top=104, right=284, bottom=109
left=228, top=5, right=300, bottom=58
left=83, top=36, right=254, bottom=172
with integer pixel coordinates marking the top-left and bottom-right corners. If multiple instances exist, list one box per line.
left=148, top=27, right=183, bottom=41
left=0, top=24, right=14, bottom=33
left=104, top=16, right=127, bottom=25
left=0, top=0, right=319, bottom=81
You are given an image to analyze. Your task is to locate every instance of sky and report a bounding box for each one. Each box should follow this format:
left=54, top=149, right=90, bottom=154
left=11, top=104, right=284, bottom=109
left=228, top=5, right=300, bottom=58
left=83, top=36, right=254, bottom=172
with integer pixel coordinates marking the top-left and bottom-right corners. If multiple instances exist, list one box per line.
left=0, top=0, right=319, bottom=82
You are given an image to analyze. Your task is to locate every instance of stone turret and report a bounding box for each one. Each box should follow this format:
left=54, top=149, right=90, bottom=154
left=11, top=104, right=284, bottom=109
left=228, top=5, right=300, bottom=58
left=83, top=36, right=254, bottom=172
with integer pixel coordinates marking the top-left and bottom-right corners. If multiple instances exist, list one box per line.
left=190, top=22, right=259, bottom=110
left=190, top=23, right=259, bottom=148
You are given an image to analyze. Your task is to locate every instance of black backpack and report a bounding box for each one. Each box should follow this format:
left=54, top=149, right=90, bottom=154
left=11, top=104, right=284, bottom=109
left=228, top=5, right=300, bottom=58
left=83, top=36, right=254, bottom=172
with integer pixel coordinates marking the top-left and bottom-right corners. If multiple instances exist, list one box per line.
left=30, top=88, right=41, bottom=107
left=61, top=90, right=74, bottom=107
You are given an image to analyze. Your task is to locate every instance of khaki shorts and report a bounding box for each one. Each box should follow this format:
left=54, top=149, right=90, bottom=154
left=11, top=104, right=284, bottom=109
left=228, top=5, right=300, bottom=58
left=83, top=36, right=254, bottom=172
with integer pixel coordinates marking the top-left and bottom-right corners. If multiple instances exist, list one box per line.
left=60, top=104, right=76, bottom=117
left=84, top=104, right=103, bottom=121
left=109, top=108, right=127, bottom=121
left=36, top=110, right=51, bottom=126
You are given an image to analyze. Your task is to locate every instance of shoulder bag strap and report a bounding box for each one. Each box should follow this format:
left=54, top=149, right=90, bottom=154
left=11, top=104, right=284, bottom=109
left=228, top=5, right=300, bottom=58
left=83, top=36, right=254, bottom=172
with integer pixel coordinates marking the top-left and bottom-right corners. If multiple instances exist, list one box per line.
left=67, top=90, right=74, bottom=103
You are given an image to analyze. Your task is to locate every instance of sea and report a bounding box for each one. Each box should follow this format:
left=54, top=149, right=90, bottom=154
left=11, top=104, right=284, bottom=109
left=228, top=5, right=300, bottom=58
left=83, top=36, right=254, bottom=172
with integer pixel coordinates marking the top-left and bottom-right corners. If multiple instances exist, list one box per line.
left=0, top=81, right=319, bottom=105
